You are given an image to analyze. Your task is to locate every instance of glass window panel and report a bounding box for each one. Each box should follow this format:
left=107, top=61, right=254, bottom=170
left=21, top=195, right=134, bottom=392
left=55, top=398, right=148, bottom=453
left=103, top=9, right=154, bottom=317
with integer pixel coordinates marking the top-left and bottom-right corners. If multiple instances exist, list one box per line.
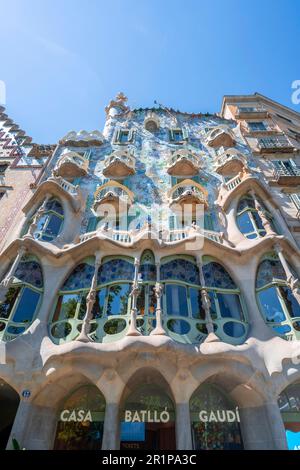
left=11, top=287, right=40, bottom=323
left=246, top=232, right=258, bottom=239
left=106, top=284, right=131, bottom=316
left=217, top=293, right=244, bottom=320
left=223, top=321, right=245, bottom=338
left=160, top=259, right=199, bottom=285
left=148, top=285, right=156, bottom=315
left=62, top=263, right=94, bottom=291
left=43, top=214, right=62, bottom=238
left=258, top=287, right=286, bottom=323
left=279, top=286, right=300, bottom=319
left=190, top=288, right=205, bottom=320
left=137, top=285, right=146, bottom=316
left=286, top=383, right=300, bottom=411
left=166, top=284, right=188, bottom=317
left=0, top=287, right=20, bottom=319
left=237, top=212, right=254, bottom=234
left=92, top=289, right=106, bottom=319
left=53, top=294, right=80, bottom=322
left=256, top=259, right=286, bottom=288
left=78, top=294, right=87, bottom=320
left=14, top=260, right=43, bottom=288
left=99, top=259, right=134, bottom=284
left=251, top=211, right=264, bottom=231
left=202, top=263, right=236, bottom=289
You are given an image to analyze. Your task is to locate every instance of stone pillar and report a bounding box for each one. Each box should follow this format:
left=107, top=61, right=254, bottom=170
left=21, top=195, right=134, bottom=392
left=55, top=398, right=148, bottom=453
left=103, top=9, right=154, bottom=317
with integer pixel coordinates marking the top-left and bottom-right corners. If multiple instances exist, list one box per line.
left=175, top=402, right=193, bottom=450
left=239, top=401, right=287, bottom=450
left=250, top=190, right=276, bottom=236
left=196, top=255, right=219, bottom=342
left=7, top=400, right=57, bottom=450
left=102, top=402, right=120, bottom=450
left=126, top=258, right=142, bottom=336
left=151, top=262, right=166, bottom=336
left=25, top=193, right=51, bottom=238
left=274, top=243, right=300, bottom=303
left=77, top=250, right=101, bottom=342
left=0, top=246, right=26, bottom=302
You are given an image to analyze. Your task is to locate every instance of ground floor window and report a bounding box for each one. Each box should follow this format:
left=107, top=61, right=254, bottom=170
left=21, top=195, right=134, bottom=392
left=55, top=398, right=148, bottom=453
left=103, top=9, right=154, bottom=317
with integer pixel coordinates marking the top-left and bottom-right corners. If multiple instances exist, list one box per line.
left=190, top=384, right=243, bottom=450
left=278, top=382, right=300, bottom=450
left=54, top=384, right=106, bottom=450
left=120, top=384, right=176, bottom=450
left=0, top=379, right=20, bottom=449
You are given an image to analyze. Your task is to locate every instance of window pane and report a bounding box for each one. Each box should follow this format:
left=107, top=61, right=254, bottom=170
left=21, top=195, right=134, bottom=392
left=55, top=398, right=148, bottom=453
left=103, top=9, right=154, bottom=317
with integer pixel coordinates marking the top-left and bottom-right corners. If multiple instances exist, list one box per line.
left=53, top=294, right=80, bottom=321
left=190, top=288, right=205, bottom=320
left=237, top=212, right=254, bottom=234
left=11, top=288, right=40, bottom=323
left=279, top=286, right=300, bottom=319
left=166, top=284, right=188, bottom=317
left=106, top=284, right=131, bottom=316
left=217, top=293, right=244, bottom=320
left=0, top=287, right=20, bottom=319
left=92, top=289, right=106, bottom=319
left=137, top=285, right=146, bottom=316
left=43, top=214, right=62, bottom=238
left=252, top=211, right=264, bottom=231
left=148, top=285, right=156, bottom=315
left=258, top=287, right=286, bottom=323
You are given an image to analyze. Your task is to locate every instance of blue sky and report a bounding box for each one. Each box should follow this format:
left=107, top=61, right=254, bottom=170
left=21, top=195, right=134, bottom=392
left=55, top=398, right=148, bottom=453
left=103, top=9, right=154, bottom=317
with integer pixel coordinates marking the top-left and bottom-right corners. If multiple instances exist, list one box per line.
left=0, top=0, right=299, bottom=143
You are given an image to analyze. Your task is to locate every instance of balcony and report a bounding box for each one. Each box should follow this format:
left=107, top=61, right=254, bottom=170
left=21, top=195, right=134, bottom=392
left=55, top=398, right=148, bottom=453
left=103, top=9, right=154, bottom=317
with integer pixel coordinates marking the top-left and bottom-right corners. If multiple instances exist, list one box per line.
left=103, top=150, right=135, bottom=178
left=258, top=136, right=294, bottom=153
left=273, top=166, right=300, bottom=185
left=93, top=182, right=133, bottom=214
left=170, top=182, right=208, bottom=208
left=236, top=106, right=269, bottom=119
left=206, top=127, right=235, bottom=148
left=167, top=149, right=201, bottom=176
left=53, top=151, right=89, bottom=179
left=214, top=148, right=246, bottom=176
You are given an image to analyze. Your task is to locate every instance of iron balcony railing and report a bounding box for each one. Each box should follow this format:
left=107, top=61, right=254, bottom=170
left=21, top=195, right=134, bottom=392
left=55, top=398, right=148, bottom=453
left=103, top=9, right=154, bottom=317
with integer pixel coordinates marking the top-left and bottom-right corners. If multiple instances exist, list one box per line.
left=258, top=136, right=293, bottom=150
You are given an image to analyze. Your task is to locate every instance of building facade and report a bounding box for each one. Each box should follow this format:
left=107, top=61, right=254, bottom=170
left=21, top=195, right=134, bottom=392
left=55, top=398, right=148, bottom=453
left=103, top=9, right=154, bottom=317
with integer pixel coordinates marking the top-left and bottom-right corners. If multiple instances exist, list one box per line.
left=1, top=93, right=300, bottom=450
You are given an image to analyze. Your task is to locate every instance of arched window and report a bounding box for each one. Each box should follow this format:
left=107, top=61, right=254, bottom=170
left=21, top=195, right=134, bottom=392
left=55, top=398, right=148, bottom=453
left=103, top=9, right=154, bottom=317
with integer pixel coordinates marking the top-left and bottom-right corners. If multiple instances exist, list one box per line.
left=0, top=255, right=43, bottom=342
left=160, top=256, right=247, bottom=344
left=278, top=382, right=300, bottom=450
left=256, top=254, right=300, bottom=339
left=50, top=256, right=135, bottom=343
left=54, top=384, right=106, bottom=450
left=136, top=250, right=157, bottom=335
left=34, top=198, right=64, bottom=241
left=236, top=194, right=275, bottom=239
left=190, top=383, right=243, bottom=450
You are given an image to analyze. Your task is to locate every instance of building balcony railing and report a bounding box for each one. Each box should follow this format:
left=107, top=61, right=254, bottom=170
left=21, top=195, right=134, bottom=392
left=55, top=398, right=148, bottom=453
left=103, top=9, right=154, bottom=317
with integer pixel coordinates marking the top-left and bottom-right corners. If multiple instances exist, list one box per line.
left=258, top=136, right=294, bottom=153
left=48, top=175, right=78, bottom=196
left=53, top=151, right=89, bottom=179
left=170, top=185, right=207, bottom=207
left=206, top=128, right=235, bottom=148
left=213, top=149, right=246, bottom=175
left=273, top=167, right=300, bottom=185
left=167, top=150, right=201, bottom=176
left=236, top=106, right=269, bottom=119
left=93, top=185, right=132, bottom=214
left=103, top=151, right=135, bottom=178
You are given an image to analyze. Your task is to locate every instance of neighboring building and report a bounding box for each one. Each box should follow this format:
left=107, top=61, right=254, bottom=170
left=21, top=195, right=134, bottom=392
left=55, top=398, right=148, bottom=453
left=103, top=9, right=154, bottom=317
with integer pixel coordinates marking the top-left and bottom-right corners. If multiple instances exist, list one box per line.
left=0, top=105, right=55, bottom=251
left=0, top=92, right=300, bottom=451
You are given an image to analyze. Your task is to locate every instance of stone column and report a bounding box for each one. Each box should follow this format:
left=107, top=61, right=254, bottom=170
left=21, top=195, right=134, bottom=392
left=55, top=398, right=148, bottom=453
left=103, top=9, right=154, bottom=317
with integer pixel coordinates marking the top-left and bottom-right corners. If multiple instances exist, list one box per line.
left=6, top=400, right=57, bottom=450
left=250, top=190, right=276, bottom=236
left=196, top=255, right=219, bottom=342
left=176, top=402, right=193, bottom=450
left=239, top=400, right=287, bottom=450
left=151, top=262, right=166, bottom=336
left=77, top=251, right=102, bottom=342
left=102, top=402, right=120, bottom=450
left=274, top=243, right=300, bottom=303
left=126, top=258, right=142, bottom=336
left=0, top=246, right=26, bottom=302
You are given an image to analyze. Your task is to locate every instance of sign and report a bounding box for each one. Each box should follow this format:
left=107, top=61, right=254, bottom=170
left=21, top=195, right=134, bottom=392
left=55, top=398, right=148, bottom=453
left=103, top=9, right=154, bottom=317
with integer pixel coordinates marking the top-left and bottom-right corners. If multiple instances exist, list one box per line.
left=120, top=422, right=145, bottom=442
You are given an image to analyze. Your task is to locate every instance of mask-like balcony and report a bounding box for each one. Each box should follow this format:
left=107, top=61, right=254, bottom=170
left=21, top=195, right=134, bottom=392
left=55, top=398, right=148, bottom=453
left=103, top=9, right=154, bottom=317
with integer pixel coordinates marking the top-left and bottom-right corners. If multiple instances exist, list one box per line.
left=167, top=149, right=201, bottom=176
left=258, top=136, right=294, bottom=153
left=144, top=112, right=160, bottom=132
left=236, top=106, right=269, bottom=119
left=206, top=127, right=235, bottom=148
left=214, top=148, right=247, bottom=176
left=93, top=182, right=134, bottom=214
left=169, top=181, right=208, bottom=208
left=103, top=150, right=135, bottom=178
left=53, top=151, right=89, bottom=179
left=273, top=165, right=300, bottom=185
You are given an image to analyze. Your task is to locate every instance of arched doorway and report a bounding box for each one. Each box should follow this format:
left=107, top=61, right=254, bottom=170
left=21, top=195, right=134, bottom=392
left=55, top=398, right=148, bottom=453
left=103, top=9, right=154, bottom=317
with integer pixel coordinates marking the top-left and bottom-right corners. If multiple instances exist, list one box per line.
left=0, top=379, right=20, bottom=449
left=53, top=384, right=106, bottom=450
left=190, top=383, right=243, bottom=450
left=120, top=370, right=176, bottom=450
left=278, top=381, right=300, bottom=450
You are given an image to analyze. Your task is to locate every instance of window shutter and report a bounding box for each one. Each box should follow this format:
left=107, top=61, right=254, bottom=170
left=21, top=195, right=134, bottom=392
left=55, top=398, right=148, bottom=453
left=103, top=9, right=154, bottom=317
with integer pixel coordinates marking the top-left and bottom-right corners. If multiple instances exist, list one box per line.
left=182, top=128, right=189, bottom=141
left=114, top=129, right=121, bottom=143
left=128, top=129, right=135, bottom=142
left=169, top=129, right=174, bottom=141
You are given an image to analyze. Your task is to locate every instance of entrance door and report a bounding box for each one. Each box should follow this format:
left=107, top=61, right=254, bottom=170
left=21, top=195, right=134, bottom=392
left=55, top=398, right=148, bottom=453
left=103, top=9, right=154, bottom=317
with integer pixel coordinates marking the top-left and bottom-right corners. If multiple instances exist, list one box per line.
left=120, top=384, right=176, bottom=450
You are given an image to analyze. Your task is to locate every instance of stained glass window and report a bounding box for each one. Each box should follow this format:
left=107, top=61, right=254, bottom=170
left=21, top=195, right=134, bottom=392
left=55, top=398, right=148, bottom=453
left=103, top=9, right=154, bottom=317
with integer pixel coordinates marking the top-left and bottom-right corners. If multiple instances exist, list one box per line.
left=98, top=258, right=135, bottom=284
left=61, top=263, right=95, bottom=291
left=202, top=262, right=235, bottom=289
left=160, top=259, right=199, bottom=285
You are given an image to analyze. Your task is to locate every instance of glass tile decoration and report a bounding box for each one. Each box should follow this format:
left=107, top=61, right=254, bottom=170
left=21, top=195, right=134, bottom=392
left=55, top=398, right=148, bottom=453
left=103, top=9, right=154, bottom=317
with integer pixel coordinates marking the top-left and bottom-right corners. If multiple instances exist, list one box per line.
left=160, top=259, right=200, bottom=285
left=202, top=262, right=236, bottom=289
left=140, top=264, right=157, bottom=282
left=15, top=260, right=44, bottom=288
left=61, top=263, right=95, bottom=291
left=98, top=259, right=134, bottom=284
left=256, top=259, right=286, bottom=288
